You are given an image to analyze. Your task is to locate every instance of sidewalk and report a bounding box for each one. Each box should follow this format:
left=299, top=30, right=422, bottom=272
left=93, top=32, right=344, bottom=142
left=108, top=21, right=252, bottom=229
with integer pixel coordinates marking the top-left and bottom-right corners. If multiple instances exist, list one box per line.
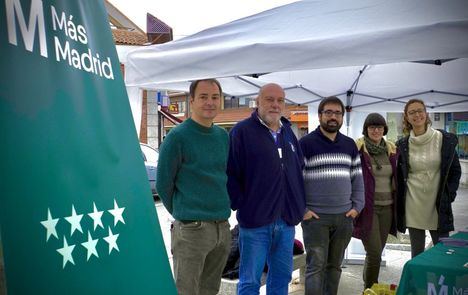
left=287, top=248, right=411, bottom=295
left=154, top=187, right=468, bottom=294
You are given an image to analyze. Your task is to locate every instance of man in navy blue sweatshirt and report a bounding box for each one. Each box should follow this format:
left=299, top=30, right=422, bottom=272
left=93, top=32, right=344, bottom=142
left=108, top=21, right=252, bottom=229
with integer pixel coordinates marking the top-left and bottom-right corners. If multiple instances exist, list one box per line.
left=299, top=96, right=365, bottom=295
left=227, top=83, right=306, bottom=294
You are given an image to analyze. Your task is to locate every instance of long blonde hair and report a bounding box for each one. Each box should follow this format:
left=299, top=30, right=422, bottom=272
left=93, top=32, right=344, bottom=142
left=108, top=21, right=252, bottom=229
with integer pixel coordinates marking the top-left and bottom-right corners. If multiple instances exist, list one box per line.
left=402, top=98, right=432, bottom=135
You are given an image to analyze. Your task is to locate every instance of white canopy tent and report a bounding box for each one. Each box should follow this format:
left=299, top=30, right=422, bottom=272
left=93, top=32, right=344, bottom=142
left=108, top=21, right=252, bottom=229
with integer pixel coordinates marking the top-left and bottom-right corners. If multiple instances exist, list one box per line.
left=254, top=60, right=468, bottom=112
left=125, top=0, right=468, bottom=133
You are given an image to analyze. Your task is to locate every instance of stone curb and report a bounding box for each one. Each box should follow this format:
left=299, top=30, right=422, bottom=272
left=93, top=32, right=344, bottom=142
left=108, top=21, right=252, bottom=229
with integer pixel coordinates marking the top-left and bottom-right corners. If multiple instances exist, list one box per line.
left=386, top=243, right=411, bottom=251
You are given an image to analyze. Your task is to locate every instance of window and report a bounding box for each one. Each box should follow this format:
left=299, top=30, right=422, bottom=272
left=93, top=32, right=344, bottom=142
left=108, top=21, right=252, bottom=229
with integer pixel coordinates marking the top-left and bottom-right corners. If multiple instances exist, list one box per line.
left=223, top=96, right=257, bottom=109
left=446, top=112, right=468, bottom=159
left=177, top=101, right=186, bottom=113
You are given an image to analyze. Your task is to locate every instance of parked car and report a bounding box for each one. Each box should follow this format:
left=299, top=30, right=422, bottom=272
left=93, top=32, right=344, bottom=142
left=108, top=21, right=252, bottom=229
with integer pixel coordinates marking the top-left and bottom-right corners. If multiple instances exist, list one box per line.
left=140, top=143, right=159, bottom=197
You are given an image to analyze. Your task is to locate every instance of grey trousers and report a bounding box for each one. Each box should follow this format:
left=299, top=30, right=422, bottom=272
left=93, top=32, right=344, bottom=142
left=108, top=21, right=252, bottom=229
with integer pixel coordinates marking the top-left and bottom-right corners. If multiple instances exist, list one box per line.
left=171, top=220, right=231, bottom=295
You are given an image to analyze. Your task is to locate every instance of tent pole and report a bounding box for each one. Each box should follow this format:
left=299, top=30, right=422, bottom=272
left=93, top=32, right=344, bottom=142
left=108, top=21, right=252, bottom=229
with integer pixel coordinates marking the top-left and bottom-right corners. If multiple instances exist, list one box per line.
left=346, top=91, right=352, bottom=136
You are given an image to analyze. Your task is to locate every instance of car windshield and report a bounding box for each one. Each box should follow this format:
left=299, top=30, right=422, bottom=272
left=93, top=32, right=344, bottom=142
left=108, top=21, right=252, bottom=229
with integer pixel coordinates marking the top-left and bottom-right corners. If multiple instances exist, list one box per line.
left=140, top=144, right=159, bottom=165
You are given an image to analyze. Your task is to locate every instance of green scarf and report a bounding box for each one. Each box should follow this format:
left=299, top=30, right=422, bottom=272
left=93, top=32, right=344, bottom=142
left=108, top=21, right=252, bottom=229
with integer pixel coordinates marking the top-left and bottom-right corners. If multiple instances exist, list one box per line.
left=364, top=136, right=387, bottom=170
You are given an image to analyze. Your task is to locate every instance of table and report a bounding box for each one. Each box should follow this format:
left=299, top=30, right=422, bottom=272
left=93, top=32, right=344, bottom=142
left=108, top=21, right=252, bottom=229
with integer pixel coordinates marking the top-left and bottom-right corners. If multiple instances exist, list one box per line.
left=397, top=232, right=468, bottom=295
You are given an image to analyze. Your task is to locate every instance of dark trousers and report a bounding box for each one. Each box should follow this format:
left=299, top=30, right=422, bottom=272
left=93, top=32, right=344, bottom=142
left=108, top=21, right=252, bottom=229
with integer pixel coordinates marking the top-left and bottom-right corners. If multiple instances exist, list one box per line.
left=301, top=214, right=353, bottom=295
left=408, top=227, right=449, bottom=258
left=362, top=205, right=392, bottom=289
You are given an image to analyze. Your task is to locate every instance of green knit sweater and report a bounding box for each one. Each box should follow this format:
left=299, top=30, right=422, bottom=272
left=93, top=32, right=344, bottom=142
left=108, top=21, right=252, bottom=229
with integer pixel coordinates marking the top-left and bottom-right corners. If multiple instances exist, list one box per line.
left=156, top=118, right=231, bottom=221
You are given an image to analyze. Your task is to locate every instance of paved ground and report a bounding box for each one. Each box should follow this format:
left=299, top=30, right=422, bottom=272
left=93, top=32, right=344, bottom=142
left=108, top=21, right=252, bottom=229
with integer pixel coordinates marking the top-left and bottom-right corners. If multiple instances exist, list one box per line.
left=155, top=187, right=468, bottom=295
left=288, top=248, right=411, bottom=295
left=453, top=187, right=468, bottom=233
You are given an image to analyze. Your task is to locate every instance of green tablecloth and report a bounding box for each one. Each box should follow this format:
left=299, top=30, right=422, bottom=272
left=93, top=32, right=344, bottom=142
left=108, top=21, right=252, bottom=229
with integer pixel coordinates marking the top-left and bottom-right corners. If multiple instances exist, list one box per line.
left=397, top=232, right=468, bottom=295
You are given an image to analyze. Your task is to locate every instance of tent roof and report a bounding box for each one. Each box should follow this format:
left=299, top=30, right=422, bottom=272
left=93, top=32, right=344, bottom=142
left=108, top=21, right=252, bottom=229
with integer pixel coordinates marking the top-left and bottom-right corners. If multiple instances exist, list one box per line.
left=257, top=59, right=468, bottom=112
left=126, top=0, right=468, bottom=111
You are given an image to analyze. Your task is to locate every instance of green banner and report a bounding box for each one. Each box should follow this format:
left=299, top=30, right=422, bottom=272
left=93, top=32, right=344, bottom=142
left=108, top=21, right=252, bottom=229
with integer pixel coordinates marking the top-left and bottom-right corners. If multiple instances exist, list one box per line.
left=0, top=0, right=176, bottom=294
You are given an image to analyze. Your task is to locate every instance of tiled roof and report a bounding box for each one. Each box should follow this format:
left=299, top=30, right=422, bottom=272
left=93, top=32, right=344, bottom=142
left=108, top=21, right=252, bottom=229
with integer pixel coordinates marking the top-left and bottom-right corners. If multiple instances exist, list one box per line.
left=214, top=108, right=252, bottom=124
left=112, top=29, right=148, bottom=45
left=215, top=105, right=308, bottom=124
left=165, top=105, right=308, bottom=127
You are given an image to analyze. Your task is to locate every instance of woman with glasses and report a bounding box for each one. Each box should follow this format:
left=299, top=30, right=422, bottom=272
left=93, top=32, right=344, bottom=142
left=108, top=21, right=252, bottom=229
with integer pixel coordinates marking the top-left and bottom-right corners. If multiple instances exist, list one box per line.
left=396, top=99, right=461, bottom=258
left=353, top=113, right=397, bottom=289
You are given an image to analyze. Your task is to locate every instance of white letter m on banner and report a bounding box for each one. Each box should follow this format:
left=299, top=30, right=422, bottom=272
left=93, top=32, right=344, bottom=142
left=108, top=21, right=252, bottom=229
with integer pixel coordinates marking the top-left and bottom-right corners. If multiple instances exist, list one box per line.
left=5, top=0, right=48, bottom=57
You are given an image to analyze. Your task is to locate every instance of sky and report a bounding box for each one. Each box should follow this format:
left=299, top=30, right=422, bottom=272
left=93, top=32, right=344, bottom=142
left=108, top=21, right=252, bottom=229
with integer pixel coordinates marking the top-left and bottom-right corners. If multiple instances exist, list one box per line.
left=108, top=0, right=297, bottom=39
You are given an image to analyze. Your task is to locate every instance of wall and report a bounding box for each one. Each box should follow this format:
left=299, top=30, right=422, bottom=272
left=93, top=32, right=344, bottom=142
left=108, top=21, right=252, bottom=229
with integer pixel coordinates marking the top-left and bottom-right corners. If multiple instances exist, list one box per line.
left=430, top=112, right=445, bottom=130
left=307, top=105, right=319, bottom=135
left=146, top=90, right=159, bottom=148
left=460, top=160, right=468, bottom=188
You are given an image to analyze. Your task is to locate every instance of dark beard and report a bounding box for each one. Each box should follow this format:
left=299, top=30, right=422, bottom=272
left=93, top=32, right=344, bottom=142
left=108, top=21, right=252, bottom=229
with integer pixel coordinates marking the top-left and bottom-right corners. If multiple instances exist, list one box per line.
left=320, top=120, right=342, bottom=133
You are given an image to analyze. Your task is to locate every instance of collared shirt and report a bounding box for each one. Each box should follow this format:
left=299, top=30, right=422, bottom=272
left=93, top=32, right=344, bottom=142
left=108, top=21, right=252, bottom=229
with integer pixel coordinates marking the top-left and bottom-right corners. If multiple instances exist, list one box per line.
left=257, top=115, right=283, bottom=158
left=257, top=115, right=283, bottom=143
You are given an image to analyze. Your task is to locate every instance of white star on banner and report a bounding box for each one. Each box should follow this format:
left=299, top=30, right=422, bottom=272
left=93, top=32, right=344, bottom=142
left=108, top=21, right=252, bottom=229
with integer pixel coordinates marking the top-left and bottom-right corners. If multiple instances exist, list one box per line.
left=81, top=231, right=99, bottom=261
left=108, top=199, right=125, bottom=226
left=88, top=202, right=104, bottom=230
left=57, top=237, right=75, bottom=268
left=65, top=205, right=83, bottom=236
left=40, top=208, right=59, bottom=242
left=103, top=227, right=119, bottom=254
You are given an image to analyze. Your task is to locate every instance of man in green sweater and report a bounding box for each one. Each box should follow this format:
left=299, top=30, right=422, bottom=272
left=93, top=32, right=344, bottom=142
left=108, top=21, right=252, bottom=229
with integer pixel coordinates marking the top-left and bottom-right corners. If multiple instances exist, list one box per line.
left=156, top=79, right=231, bottom=295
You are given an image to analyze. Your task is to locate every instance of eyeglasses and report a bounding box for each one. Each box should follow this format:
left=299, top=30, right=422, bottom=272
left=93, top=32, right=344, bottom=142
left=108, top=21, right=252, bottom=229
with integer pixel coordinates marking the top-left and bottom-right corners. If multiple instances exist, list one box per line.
left=368, top=126, right=384, bottom=131
left=321, top=110, right=343, bottom=117
left=407, top=109, right=425, bottom=116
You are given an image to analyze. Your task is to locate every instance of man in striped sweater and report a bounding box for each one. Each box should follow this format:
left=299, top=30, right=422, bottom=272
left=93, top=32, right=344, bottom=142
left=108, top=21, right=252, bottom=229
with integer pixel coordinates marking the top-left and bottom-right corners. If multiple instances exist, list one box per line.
left=299, top=96, right=365, bottom=295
